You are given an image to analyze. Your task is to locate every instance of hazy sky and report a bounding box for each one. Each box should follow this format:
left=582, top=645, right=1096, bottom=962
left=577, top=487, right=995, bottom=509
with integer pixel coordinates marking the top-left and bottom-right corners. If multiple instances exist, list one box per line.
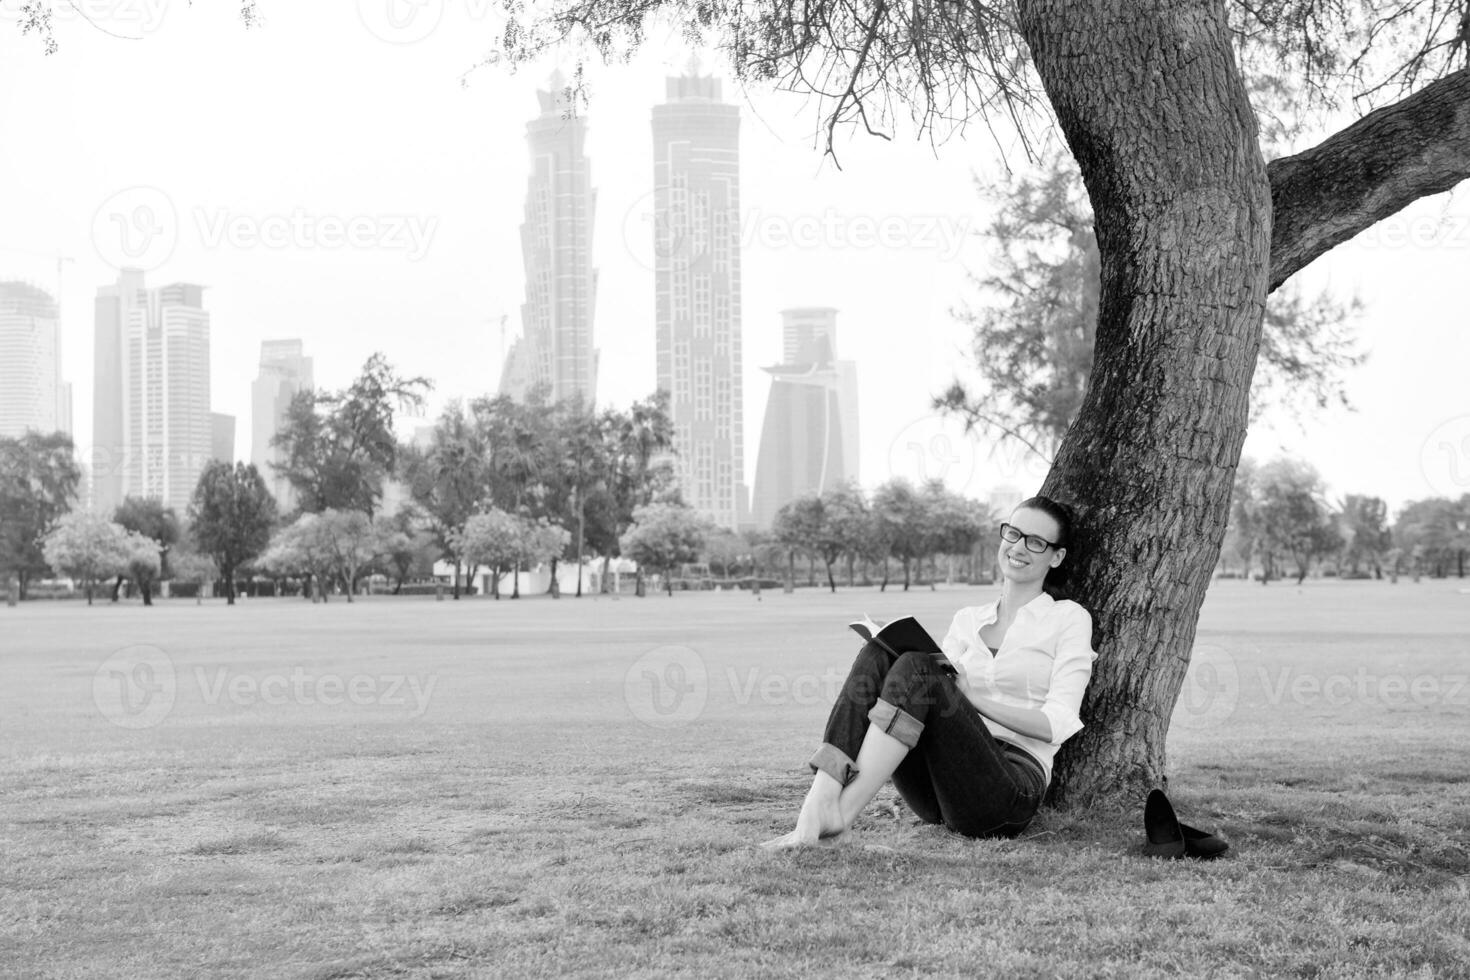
left=1, top=2, right=1466, bottom=515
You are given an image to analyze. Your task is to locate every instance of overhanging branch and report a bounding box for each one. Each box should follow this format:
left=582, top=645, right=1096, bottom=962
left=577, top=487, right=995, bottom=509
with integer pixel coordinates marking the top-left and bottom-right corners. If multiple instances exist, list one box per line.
left=1268, top=67, right=1470, bottom=291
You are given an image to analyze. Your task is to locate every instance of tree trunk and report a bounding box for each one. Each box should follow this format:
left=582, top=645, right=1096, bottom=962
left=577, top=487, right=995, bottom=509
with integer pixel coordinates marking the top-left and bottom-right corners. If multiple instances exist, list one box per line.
left=550, top=556, right=561, bottom=598
left=141, top=581, right=153, bottom=606
left=880, top=556, right=889, bottom=592
left=825, top=559, right=837, bottom=593
left=1018, top=0, right=1272, bottom=806
left=575, top=498, right=586, bottom=597
left=901, top=557, right=910, bottom=591
left=512, top=561, right=520, bottom=599
left=224, top=567, right=236, bottom=606
left=600, top=554, right=611, bottom=594
left=452, top=560, right=461, bottom=600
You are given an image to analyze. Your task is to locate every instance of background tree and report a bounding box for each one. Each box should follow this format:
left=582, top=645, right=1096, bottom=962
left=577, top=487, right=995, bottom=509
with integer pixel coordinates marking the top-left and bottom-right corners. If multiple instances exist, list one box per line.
left=514, top=517, right=572, bottom=598
left=1393, top=497, right=1466, bottom=579
left=821, top=481, right=872, bottom=588
left=1257, top=458, right=1343, bottom=584
left=920, top=482, right=990, bottom=587
left=402, top=399, right=490, bottom=598
left=620, top=502, right=711, bottom=597
left=938, top=145, right=1366, bottom=458
left=1338, top=494, right=1394, bottom=578
left=701, top=528, right=747, bottom=580
left=42, top=511, right=127, bottom=605
left=166, top=550, right=218, bottom=604
left=453, top=509, right=523, bottom=599
left=0, top=432, right=81, bottom=599
left=272, top=352, right=430, bottom=517
left=600, top=391, right=678, bottom=592
left=111, top=497, right=180, bottom=602
left=315, top=509, right=386, bottom=603
left=188, top=461, right=278, bottom=605
left=771, top=496, right=820, bottom=592
left=546, top=396, right=611, bottom=597
left=260, top=513, right=337, bottom=602
left=378, top=509, right=438, bottom=594
left=120, top=530, right=163, bottom=606
left=870, top=479, right=928, bottom=592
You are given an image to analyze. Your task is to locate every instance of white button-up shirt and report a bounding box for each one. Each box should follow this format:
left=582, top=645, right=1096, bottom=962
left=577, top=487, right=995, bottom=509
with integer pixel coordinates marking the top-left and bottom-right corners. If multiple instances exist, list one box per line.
left=938, top=592, right=1097, bottom=783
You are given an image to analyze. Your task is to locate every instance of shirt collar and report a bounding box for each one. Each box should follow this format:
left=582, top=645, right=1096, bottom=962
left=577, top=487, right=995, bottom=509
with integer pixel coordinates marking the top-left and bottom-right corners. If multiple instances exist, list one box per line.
left=977, top=591, right=1055, bottom=624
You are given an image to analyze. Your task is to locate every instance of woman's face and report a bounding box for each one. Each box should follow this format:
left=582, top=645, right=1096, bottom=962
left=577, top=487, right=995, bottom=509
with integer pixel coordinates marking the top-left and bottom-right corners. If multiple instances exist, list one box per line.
left=997, top=506, right=1066, bottom=587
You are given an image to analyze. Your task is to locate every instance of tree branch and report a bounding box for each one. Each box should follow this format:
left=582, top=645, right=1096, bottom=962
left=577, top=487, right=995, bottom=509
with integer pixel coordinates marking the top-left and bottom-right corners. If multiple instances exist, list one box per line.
left=1268, top=66, right=1470, bottom=291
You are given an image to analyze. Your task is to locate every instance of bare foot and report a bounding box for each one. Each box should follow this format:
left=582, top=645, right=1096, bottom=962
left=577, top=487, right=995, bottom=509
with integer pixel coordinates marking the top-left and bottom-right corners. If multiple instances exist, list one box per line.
left=760, top=781, right=847, bottom=849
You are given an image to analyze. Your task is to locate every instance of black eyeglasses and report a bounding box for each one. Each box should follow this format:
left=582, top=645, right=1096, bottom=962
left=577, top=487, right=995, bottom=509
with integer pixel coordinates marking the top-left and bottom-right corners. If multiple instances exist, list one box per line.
left=999, top=522, right=1058, bottom=554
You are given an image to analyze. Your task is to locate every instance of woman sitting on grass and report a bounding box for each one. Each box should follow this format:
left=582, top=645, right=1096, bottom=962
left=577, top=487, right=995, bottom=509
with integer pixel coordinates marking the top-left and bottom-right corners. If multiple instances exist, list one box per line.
left=762, top=495, right=1097, bottom=848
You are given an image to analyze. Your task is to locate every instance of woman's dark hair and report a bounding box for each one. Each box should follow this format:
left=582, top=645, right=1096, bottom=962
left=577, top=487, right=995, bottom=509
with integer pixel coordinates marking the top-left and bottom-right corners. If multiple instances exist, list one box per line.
left=1013, top=495, right=1076, bottom=600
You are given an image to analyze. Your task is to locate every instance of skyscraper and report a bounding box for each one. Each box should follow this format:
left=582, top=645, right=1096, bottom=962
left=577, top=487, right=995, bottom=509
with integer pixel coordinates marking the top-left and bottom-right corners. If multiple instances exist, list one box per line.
left=92, top=268, right=145, bottom=514
left=251, top=339, right=314, bottom=510
left=93, top=271, right=213, bottom=510
left=653, top=71, right=747, bottom=530
left=0, top=281, right=64, bottom=439
left=500, top=70, right=599, bottom=406
left=750, top=307, right=860, bottom=529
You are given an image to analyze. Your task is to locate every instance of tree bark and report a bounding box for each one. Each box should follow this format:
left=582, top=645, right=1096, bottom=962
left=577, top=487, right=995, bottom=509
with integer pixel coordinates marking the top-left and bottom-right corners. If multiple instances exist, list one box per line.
left=1018, top=0, right=1272, bottom=806
left=1268, top=68, right=1470, bottom=291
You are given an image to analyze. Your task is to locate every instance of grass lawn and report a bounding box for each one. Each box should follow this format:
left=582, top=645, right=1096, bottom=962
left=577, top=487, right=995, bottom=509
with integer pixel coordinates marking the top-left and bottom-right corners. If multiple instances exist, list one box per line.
left=3, top=578, right=1469, bottom=978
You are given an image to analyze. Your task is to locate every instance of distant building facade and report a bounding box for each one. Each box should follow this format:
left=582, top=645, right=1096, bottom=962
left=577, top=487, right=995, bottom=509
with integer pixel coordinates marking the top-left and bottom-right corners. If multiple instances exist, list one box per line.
left=750, top=307, right=860, bottom=529
left=653, top=72, right=748, bottom=530
left=250, top=339, right=314, bottom=510
left=0, top=281, right=66, bottom=439
left=93, top=271, right=213, bottom=511
left=92, top=269, right=144, bottom=514
left=500, top=70, right=599, bottom=406
left=211, top=413, right=235, bottom=464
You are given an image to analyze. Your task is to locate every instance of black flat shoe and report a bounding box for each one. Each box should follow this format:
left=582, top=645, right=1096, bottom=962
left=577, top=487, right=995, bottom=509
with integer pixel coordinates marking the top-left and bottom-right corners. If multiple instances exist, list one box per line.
left=1180, top=822, right=1229, bottom=860
left=1143, top=789, right=1186, bottom=859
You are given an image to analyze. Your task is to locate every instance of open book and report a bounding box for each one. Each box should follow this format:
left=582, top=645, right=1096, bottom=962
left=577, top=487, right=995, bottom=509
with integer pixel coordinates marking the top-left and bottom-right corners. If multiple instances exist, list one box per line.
left=848, top=614, right=956, bottom=676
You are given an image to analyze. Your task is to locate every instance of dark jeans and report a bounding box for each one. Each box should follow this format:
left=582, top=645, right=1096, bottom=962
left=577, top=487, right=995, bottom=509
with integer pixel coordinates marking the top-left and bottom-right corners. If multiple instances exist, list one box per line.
left=808, top=642, right=1047, bottom=839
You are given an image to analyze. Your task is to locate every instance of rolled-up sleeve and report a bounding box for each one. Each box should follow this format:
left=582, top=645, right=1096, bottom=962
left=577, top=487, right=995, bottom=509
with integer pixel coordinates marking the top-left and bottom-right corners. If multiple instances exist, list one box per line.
left=1038, top=606, right=1097, bottom=745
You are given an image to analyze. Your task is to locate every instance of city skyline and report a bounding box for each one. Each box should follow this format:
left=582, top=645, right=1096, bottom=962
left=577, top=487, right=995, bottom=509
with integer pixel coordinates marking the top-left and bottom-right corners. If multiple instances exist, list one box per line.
left=2, top=9, right=1466, bottom=518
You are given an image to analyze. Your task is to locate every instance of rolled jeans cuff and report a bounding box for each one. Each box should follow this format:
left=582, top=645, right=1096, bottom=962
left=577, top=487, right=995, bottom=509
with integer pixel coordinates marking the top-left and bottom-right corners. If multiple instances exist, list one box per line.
left=808, top=743, right=859, bottom=787
left=868, top=697, right=924, bottom=749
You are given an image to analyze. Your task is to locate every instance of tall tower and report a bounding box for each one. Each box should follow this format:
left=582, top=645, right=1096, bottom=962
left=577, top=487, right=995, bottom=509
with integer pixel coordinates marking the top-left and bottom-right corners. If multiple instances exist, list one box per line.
left=92, top=268, right=146, bottom=513
left=652, top=71, right=746, bottom=529
left=117, top=281, right=213, bottom=509
left=0, top=281, right=63, bottom=439
left=251, top=339, right=314, bottom=511
left=750, top=307, right=860, bottom=529
left=501, top=70, right=599, bottom=406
